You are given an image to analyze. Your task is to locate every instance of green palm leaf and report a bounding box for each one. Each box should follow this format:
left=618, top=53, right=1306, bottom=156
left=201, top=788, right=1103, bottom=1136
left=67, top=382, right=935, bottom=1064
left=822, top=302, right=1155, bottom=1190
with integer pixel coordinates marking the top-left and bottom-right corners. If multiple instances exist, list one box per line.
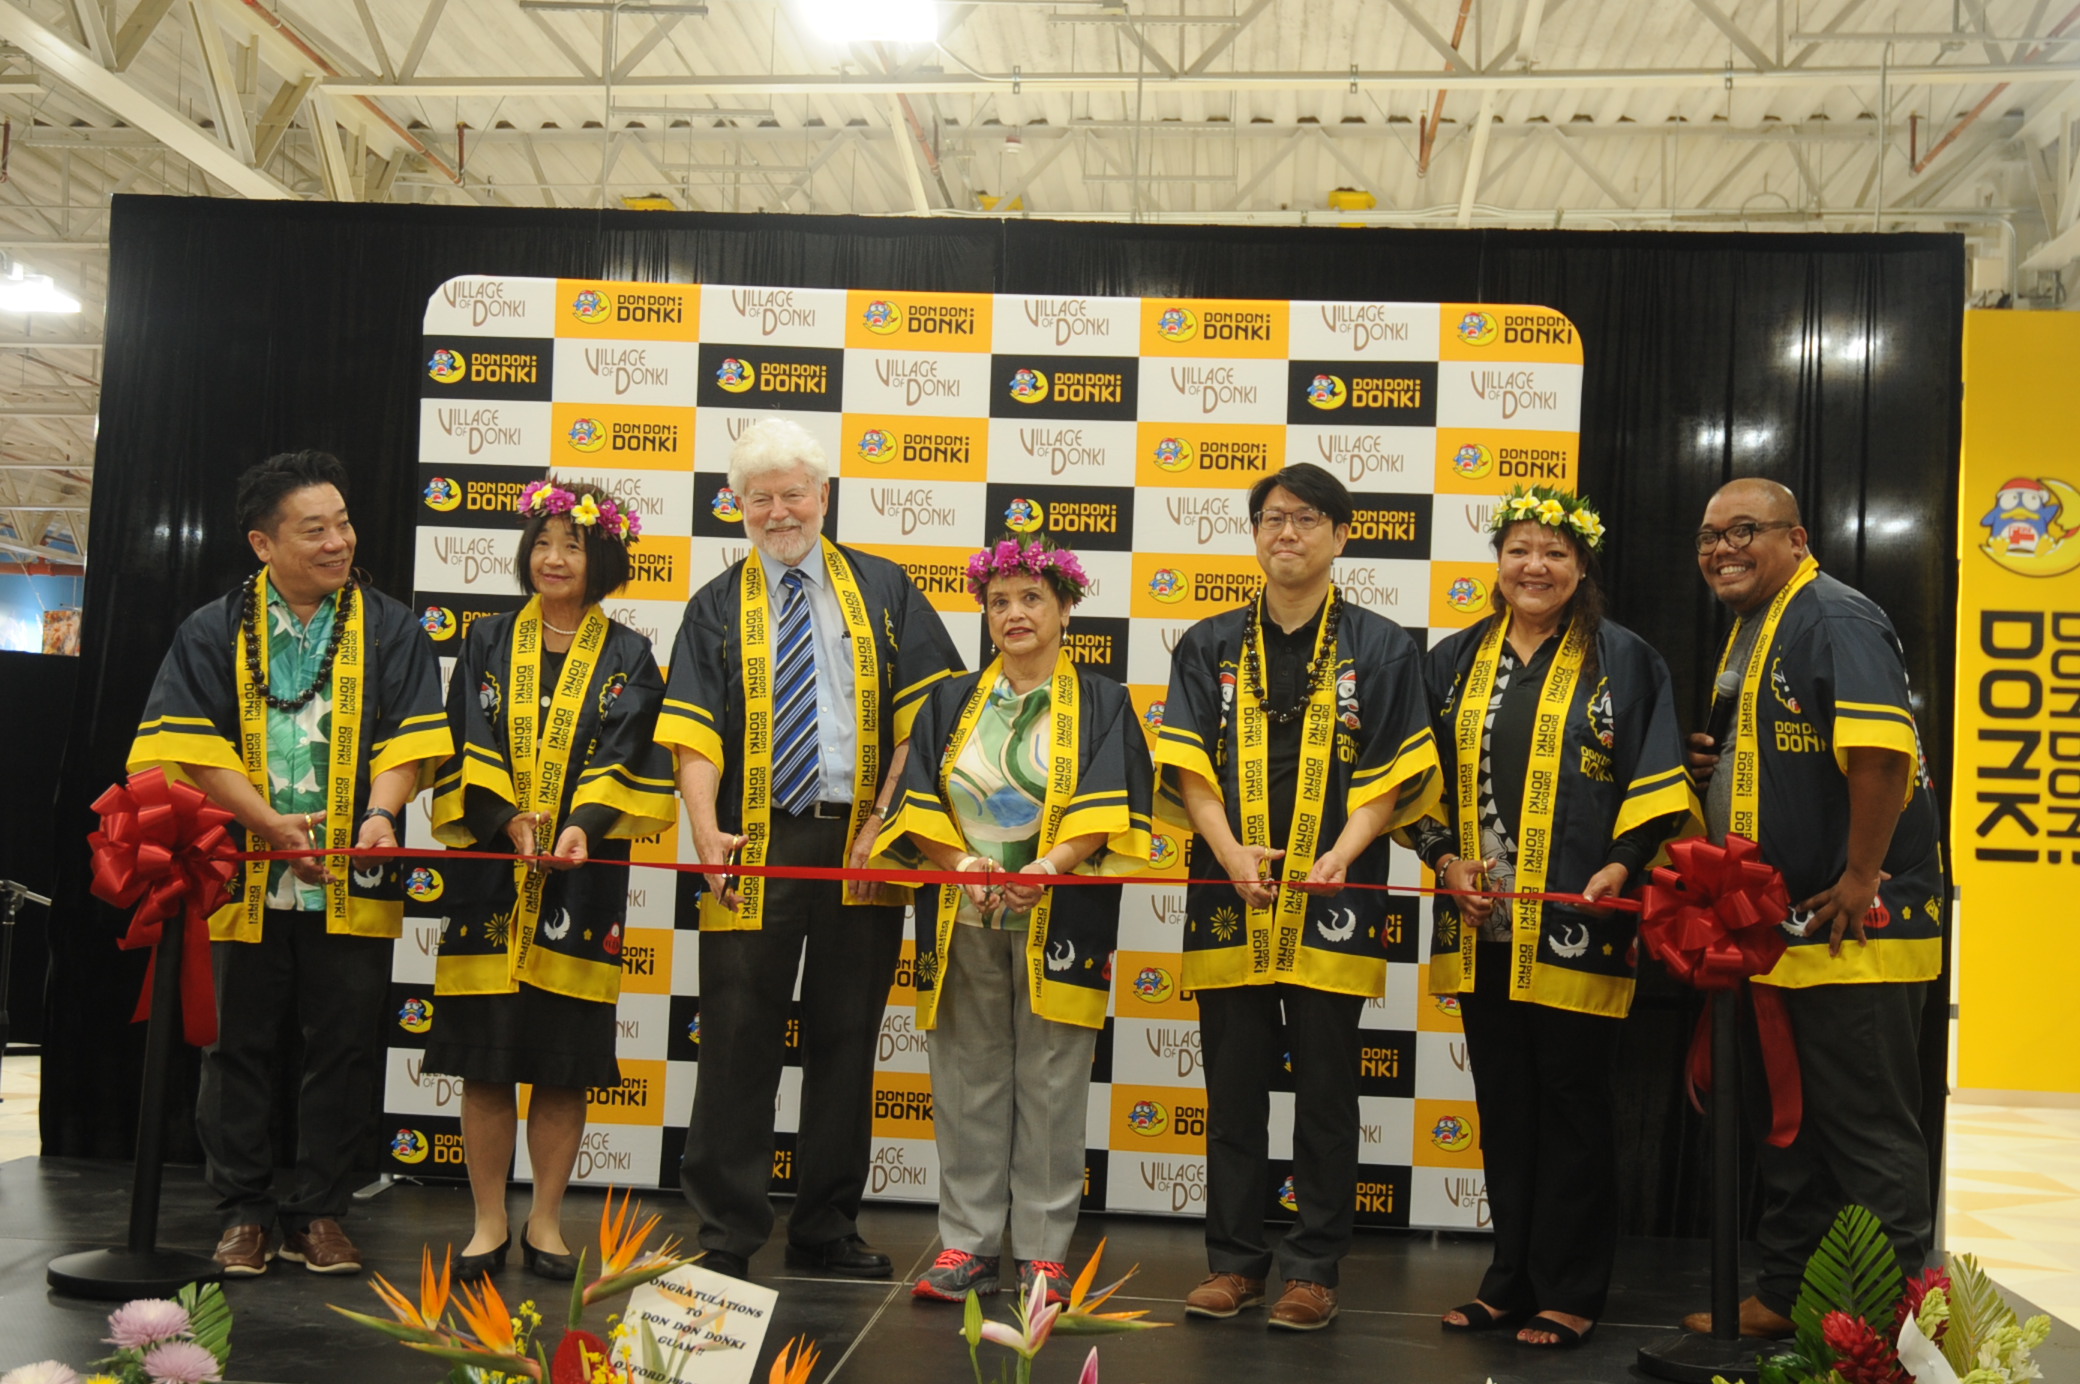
left=1789, top=1205, right=1904, bottom=1363
left=178, top=1281, right=234, bottom=1368
left=1941, top=1254, right=2014, bottom=1376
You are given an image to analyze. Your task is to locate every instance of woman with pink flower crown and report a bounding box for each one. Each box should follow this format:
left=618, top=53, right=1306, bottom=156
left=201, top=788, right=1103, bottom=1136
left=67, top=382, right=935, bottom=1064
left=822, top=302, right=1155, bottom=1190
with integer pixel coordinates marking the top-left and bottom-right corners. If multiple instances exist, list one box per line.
left=421, top=478, right=676, bottom=1283
left=870, top=536, right=1153, bottom=1308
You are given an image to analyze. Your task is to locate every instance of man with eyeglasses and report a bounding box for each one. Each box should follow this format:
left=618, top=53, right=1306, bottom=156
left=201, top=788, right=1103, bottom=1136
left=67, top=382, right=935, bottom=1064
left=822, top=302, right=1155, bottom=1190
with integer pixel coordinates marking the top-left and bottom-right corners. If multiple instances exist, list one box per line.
left=1681, top=477, right=1943, bottom=1339
left=1155, top=462, right=1442, bottom=1331
left=658, top=417, right=962, bottom=1280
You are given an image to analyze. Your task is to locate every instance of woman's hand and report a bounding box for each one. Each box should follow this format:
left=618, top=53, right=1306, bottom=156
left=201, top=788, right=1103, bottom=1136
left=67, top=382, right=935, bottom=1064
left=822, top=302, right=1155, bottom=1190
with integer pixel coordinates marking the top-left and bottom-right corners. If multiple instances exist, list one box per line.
left=267, top=809, right=335, bottom=885
left=957, top=855, right=1006, bottom=913
left=1578, top=861, right=1630, bottom=915
left=1299, top=848, right=1350, bottom=898
left=505, top=810, right=545, bottom=858
left=1002, top=860, right=1056, bottom=914
left=1442, top=856, right=1496, bottom=928
left=549, top=824, right=589, bottom=871
left=356, top=810, right=399, bottom=852
left=1219, top=844, right=1283, bottom=910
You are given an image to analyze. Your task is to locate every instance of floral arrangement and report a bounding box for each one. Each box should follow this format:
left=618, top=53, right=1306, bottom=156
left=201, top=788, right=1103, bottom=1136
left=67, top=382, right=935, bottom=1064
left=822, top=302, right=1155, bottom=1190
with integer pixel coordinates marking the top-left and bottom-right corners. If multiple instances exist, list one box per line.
left=965, top=538, right=1091, bottom=605
left=1715, top=1206, right=2051, bottom=1384
left=961, top=1240, right=1168, bottom=1384
left=518, top=479, right=643, bottom=545
left=332, top=1189, right=699, bottom=1383
left=1, top=1283, right=232, bottom=1384
left=1488, top=483, right=1606, bottom=550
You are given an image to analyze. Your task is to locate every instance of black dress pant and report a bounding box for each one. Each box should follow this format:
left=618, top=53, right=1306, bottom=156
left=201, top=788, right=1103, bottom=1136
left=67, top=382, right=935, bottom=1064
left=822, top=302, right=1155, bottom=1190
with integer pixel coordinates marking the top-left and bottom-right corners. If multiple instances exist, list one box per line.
left=1198, top=983, right=1364, bottom=1288
left=680, top=812, right=904, bottom=1258
left=1750, top=981, right=1931, bottom=1314
left=196, top=909, right=391, bottom=1233
left=1458, top=941, right=1623, bottom=1319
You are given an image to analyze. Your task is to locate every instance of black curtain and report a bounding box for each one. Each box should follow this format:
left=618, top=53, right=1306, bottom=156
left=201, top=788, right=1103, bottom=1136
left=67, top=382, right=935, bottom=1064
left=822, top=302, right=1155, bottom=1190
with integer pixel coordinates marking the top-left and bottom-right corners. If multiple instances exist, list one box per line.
left=49, top=194, right=1962, bottom=1239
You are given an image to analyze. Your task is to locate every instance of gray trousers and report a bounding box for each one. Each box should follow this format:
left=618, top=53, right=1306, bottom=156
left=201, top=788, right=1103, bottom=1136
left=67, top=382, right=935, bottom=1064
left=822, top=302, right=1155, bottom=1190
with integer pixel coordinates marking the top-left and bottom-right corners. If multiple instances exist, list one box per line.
left=929, top=925, right=1098, bottom=1263
left=1750, top=980, right=1933, bottom=1314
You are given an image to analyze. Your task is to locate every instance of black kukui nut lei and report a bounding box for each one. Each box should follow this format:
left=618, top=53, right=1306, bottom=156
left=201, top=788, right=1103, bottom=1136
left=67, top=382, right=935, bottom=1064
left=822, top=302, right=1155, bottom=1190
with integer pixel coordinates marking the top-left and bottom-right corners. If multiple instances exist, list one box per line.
left=1240, top=586, right=1342, bottom=725
left=242, top=571, right=355, bottom=712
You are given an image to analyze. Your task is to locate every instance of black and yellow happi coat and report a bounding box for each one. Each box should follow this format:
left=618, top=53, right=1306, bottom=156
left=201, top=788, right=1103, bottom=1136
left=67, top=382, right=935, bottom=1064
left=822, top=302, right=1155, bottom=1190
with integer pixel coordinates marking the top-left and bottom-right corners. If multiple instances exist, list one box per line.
left=656, top=539, right=963, bottom=931
left=429, top=603, right=675, bottom=1004
left=1423, top=613, right=1700, bottom=1018
left=871, top=657, right=1154, bottom=1030
left=1718, top=557, right=1945, bottom=989
left=127, top=577, right=451, bottom=941
left=1154, top=598, right=1443, bottom=996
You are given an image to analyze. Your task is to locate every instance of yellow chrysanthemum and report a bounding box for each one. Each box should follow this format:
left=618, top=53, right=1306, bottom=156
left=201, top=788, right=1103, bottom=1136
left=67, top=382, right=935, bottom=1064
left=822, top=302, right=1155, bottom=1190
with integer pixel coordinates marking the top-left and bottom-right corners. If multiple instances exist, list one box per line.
left=571, top=495, right=603, bottom=528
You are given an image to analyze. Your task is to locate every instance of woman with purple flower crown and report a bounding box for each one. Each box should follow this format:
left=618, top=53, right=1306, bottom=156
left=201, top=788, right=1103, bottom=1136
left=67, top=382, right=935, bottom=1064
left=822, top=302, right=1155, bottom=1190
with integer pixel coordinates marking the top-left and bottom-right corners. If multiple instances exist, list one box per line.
left=871, top=536, right=1153, bottom=1308
left=422, top=478, right=676, bottom=1284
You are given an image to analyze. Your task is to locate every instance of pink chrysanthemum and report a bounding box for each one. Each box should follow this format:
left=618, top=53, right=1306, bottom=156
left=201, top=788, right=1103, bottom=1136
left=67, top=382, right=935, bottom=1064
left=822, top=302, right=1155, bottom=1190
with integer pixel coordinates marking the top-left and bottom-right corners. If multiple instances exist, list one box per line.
left=140, top=1341, right=221, bottom=1384
left=105, top=1297, right=191, bottom=1348
left=0, top=1363, right=81, bottom=1384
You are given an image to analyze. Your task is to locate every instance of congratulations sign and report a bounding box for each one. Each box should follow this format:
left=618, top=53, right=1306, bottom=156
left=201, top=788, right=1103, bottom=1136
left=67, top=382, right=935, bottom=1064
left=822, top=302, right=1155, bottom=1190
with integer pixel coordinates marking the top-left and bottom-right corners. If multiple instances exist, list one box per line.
left=398, top=279, right=1584, bottom=1231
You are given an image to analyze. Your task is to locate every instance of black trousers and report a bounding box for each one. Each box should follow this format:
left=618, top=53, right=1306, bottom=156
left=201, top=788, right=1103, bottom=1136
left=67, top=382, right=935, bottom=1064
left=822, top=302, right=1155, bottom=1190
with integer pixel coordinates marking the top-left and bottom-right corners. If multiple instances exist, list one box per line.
left=680, top=812, right=904, bottom=1258
left=196, top=909, right=391, bottom=1232
left=1198, top=983, right=1363, bottom=1287
left=1750, top=981, right=1932, bottom=1314
left=1457, top=941, right=1623, bottom=1319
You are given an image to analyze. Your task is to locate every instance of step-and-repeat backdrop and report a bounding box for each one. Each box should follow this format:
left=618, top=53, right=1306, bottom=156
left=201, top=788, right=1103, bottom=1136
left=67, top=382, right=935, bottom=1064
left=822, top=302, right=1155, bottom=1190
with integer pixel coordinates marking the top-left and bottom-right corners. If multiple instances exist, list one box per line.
left=386, top=277, right=1584, bottom=1232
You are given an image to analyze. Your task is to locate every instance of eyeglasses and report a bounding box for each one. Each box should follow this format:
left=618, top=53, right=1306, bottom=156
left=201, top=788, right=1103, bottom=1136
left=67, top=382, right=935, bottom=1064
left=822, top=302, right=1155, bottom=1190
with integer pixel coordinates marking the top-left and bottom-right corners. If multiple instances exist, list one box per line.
left=1692, top=520, right=1793, bottom=555
left=1254, top=508, right=1329, bottom=533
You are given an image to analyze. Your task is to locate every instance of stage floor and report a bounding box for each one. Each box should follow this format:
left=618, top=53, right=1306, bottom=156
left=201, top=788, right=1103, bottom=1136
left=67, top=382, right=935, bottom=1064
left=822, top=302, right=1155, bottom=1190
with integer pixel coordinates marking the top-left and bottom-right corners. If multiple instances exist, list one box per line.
left=3, top=1157, right=2074, bottom=1384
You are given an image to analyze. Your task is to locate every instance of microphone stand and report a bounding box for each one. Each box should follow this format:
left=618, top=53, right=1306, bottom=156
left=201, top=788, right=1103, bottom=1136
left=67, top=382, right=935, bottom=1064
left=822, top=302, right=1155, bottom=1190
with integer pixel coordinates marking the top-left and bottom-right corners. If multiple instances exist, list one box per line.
left=0, top=878, right=50, bottom=1100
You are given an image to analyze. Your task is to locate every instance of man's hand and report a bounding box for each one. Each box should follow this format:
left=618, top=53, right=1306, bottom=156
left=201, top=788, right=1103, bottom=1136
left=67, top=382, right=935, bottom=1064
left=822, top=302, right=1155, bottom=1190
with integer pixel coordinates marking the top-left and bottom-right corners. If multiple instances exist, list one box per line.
left=694, top=824, right=746, bottom=911
left=1220, top=844, right=1283, bottom=910
left=266, top=810, right=335, bottom=886
left=356, top=811, right=399, bottom=851
left=1442, top=856, right=1496, bottom=928
left=1797, top=867, right=1890, bottom=957
left=1579, top=862, right=1631, bottom=915
left=1299, top=848, right=1350, bottom=898
left=505, top=811, right=545, bottom=858
left=549, top=824, right=588, bottom=871
left=1685, top=731, right=1720, bottom=786
left=846, top=823, right=885, bottom=904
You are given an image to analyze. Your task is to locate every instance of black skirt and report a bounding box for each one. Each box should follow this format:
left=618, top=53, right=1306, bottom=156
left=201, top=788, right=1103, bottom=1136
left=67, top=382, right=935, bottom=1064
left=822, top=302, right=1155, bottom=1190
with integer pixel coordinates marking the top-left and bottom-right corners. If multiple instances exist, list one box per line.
left=421, top=984, right=622, bottom=1090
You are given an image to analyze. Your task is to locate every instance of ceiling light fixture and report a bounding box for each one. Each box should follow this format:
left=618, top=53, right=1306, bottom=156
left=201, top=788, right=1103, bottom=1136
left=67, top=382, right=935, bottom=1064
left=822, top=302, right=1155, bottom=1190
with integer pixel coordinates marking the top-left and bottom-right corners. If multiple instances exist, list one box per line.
left=0, top=264, right=80, bottom=314
left=794, top=0, right=936, bottom=43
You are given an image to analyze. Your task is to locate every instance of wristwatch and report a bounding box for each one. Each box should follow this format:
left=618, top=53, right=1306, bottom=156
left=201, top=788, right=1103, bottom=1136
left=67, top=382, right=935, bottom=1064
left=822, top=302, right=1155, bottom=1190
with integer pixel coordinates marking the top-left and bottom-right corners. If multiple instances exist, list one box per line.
left=360, top=806, right=403, bottom=832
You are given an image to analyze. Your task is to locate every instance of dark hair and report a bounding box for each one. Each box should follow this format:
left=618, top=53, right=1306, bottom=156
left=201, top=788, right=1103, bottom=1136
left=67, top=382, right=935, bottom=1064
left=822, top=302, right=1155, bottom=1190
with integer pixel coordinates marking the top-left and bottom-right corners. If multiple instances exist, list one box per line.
left=1490, top=517, right=1606, bottom=682
left=235, top=450, right=350, bottom=535
left=1248, top=463, right=1354, bottom=530
left=515, top=481, right=633, bottom=605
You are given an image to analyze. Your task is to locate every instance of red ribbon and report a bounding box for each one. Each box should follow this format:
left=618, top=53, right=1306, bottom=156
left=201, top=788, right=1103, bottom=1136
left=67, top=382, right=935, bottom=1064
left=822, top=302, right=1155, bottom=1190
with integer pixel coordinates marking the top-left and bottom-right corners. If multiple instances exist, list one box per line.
left=1637, top=834, right=1802, bottom=1147
left=88, top=769, right=238, bottom=1047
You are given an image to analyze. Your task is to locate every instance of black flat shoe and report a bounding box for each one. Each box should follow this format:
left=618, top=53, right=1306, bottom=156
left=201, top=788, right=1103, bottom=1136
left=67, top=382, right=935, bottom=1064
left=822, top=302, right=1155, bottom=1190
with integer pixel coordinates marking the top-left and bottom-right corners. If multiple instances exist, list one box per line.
left=1518, top=1314, right=1595, bottom=1348
left=784, top=1234, right=891, bottom=1279
left=455, top=1236, right=510, bottom=1281
left=1441, top=1300, right=1527, bottom=1333
left=522, top=1231, right=580, bottom=1281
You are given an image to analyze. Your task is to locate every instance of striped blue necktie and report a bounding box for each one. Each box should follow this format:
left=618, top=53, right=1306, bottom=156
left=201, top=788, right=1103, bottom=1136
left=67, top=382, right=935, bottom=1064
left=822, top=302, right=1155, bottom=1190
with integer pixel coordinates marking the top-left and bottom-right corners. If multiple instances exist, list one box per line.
left=771, top=566, right=822, bottom=814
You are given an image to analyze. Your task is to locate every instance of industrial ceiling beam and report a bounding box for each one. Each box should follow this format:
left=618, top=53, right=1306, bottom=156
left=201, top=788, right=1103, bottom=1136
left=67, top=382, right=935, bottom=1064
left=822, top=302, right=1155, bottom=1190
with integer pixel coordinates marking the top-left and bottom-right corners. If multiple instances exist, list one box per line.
left=0, top=0, right=292, bottom=198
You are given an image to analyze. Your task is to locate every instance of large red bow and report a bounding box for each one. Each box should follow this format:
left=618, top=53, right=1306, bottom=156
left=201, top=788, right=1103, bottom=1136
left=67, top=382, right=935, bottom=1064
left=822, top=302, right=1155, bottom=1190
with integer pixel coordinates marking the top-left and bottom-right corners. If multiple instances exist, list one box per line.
left=88, top=769, right=238, bottom=1047
left=1638, top=834, right=1802, bottom=1147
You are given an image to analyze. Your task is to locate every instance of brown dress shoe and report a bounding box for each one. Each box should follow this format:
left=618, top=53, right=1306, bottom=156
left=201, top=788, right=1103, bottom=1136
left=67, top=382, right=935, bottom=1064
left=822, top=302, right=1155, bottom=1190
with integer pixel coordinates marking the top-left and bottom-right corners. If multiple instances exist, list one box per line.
left=212, top=1223, right=272, bottom=1277
left=1680, top=1295, right=1795, bottom=1339
left=1185, top=1271, right=1267, bottom=1319
left=279, top=1217, right=363, bottom=1274
left=1268, top=1280, right=1339, bottom=1331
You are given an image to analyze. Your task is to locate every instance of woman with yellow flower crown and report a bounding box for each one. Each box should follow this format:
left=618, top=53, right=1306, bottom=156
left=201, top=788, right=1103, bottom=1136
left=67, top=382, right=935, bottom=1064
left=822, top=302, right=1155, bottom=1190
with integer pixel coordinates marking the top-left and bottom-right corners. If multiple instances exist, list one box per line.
left=421, top=479, right=676, bottom=1284
left=1412, top=485, right=1699, bottom=1349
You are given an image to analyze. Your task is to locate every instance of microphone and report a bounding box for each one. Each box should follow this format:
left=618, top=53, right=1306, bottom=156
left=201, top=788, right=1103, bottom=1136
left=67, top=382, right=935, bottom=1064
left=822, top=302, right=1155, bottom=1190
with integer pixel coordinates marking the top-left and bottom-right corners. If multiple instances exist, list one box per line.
left=1704, top=669, right=1742, bottom=751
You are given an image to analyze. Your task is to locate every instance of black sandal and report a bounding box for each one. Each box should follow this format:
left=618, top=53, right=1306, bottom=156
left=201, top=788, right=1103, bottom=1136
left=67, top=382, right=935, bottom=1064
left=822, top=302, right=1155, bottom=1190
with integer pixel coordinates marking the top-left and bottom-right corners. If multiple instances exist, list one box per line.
left=1441, top=1301, right=1527, bottom=1333
left=1517, top=1314, right=1594, bottom=1348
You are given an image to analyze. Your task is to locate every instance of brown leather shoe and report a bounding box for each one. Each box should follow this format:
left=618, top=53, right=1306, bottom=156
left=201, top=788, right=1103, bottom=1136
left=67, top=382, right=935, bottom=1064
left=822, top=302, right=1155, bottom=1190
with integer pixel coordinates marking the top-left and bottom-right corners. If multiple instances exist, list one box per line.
left=1268, top=1279, right=1339, bottom=1331
left=279, top=1217, right=363, bottom=1274
left=212, top=1223, right=272, bottom=1277
left=1680, top=1295, right=1795, bottom=1339
left=1185, top=1271, right=1267, bottom=1319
